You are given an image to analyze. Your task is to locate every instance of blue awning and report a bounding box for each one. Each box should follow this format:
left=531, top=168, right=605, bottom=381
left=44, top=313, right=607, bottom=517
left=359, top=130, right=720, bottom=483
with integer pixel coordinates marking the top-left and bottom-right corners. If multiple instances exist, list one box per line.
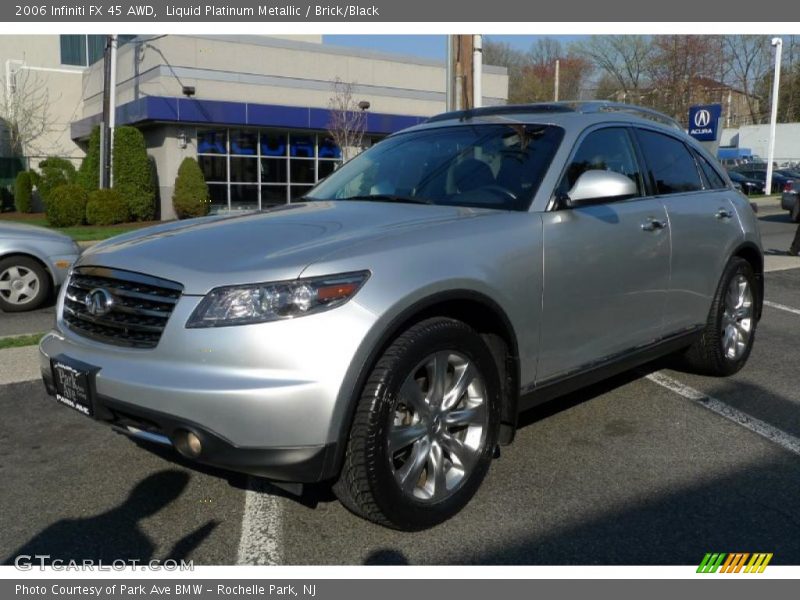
left=71, top=96, right=427, bottom=140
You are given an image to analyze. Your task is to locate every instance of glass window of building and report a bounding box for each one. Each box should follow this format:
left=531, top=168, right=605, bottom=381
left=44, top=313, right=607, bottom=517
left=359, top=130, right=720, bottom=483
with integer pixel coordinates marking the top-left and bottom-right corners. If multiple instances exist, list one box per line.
left=60, top=35, right=137, bottom=67
left=197, top=128, right=344, bottom=213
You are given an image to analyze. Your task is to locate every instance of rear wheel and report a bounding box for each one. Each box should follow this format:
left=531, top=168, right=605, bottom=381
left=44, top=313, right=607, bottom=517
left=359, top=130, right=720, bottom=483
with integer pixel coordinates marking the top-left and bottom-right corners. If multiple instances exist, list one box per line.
left=682, top=257, right=758, bottom=376
left=791, top=199, right=800, bottom=223
left=0, top=256, right=51, bottom=312
left=334, top=317, right=501, bottom=530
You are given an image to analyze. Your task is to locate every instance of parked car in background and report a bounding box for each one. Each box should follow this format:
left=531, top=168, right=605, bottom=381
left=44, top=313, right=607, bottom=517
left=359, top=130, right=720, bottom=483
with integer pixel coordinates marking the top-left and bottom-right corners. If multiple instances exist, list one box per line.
left=736, top=169, right=794, bottom=194
left=782, top=180, right=800, bottom=222
left=39, top=102, right=763, bottom=530
left=0, top=222, right=81, bottom=312
left=727, top=171, right=763, bottom=196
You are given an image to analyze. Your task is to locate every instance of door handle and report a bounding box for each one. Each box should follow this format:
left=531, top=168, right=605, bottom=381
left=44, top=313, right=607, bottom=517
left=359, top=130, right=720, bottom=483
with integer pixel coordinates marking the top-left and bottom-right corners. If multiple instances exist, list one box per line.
left=641, top=218, right=667, bottom=231
left=716, top=208, right=733, bottom=220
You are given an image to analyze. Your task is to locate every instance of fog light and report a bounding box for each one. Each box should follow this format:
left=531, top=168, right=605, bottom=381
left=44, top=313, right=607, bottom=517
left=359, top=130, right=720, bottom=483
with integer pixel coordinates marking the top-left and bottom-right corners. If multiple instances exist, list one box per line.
left=174, top=430, right=202, bottom=458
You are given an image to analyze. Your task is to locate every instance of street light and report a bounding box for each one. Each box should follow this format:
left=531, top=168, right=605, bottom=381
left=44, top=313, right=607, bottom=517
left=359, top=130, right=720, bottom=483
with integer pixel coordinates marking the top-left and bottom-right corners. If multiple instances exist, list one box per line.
left=765, top=37, right=782, bottom=195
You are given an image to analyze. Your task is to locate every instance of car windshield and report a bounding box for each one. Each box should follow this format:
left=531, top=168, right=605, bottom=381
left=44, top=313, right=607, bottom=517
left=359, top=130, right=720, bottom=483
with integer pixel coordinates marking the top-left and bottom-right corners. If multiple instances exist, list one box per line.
left=307, top=124, right=564, bottom=211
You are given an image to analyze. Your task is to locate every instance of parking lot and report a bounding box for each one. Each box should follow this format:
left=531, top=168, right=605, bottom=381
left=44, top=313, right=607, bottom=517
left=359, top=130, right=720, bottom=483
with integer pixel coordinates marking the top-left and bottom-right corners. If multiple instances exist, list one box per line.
left=1, top=204, right=799, bottom=566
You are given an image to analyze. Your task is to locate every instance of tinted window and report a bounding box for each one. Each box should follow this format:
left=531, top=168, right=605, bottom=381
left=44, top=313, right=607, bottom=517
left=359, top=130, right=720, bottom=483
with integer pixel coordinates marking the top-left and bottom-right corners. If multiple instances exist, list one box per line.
left=559, top=127, right=642, bottom=197
left=310, top=124, right=565, bottom=211
left=636, top=129, right=703, bottom=194
left=692, top=149, right=727, bottom=189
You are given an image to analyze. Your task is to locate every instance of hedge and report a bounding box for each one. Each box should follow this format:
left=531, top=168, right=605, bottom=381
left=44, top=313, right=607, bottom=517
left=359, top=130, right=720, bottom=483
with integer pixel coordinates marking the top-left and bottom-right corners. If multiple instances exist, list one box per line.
left=86, top=188, right=129, bottom=225
left=37, top=157, right=77, bottom=205
left=14, top=171, right=33, bottom=213
left=113, top=126, right=155, bottom=221
left=47, top=184, right=87, bottom=227
left=172, top=157, right=210, bottom=219
left=76, top=126, right=101, bottom=193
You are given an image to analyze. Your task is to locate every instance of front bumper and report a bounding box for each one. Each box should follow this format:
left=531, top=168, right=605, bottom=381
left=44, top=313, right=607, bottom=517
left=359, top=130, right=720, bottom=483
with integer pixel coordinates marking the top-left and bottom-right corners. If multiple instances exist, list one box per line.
left=39, top=292, right=378, bottom=482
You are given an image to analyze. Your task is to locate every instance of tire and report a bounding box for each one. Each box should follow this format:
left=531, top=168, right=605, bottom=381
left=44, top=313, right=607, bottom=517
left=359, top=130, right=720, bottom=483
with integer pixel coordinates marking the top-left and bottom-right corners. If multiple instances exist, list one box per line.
left=333, top=317, right=501, bottom=530
left=0, top=256, right=51, bottom=312
left=791, top=199, right=800, bottom=223
left=682, top=257, right=758, bottom=376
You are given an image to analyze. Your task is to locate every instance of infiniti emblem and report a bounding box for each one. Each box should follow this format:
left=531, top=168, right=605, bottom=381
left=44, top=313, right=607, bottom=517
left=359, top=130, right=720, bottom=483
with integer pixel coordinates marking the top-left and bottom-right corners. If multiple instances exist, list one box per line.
left=84, top=288, right=114, bottom=317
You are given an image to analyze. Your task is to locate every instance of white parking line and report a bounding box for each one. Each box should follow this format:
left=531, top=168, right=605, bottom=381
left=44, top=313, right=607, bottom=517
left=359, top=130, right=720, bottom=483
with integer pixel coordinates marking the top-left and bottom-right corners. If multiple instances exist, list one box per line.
left=645, top=371, right=800, bottom=457
left=763, top=300, right=800, bottom=317
left=236, top=477, right=283, bottom=565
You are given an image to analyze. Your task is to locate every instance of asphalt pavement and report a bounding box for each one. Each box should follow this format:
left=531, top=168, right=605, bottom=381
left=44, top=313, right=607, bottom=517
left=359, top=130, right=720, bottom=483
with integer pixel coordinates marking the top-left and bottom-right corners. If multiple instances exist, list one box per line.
left=1, top=206, right=799, bottom=566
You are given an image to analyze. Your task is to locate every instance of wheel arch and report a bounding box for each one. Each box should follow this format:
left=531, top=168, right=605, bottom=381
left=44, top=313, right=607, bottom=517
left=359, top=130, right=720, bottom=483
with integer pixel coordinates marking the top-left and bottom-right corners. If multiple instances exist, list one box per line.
left=0, top=251, right=56, bottom=285
left=324, top=289, right=521, bottom=480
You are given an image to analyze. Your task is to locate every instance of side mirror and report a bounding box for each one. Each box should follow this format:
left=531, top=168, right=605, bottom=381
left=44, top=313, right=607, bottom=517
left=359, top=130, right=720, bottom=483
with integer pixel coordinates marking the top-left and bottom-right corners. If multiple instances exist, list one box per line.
left=566, top=170, right=638, bottom=206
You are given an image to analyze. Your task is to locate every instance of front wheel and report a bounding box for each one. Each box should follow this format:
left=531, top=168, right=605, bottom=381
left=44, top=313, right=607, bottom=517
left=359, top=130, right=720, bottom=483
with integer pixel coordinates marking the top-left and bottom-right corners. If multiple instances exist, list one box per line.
left=334, top=317, right=501, bottom=530
left=0, top=256, right=51, bottom=312
left=682, top=257, right=758, bottom=376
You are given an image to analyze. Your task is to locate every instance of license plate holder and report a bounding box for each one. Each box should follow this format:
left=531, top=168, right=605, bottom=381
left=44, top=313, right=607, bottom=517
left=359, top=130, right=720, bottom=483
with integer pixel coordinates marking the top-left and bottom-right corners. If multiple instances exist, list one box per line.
left=51, top=356, right=99, bottom=418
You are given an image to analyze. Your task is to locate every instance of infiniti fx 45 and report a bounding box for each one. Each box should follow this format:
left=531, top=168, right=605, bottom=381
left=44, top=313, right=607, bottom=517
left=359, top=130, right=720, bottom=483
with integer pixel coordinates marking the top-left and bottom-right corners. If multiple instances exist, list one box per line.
left=40, top=103, right=763, bottom=530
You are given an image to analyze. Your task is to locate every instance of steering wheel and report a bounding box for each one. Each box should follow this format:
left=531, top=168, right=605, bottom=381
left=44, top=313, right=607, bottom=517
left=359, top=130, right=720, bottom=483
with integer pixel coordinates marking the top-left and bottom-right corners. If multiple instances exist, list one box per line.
left=475, top=184, right=518, bottom=202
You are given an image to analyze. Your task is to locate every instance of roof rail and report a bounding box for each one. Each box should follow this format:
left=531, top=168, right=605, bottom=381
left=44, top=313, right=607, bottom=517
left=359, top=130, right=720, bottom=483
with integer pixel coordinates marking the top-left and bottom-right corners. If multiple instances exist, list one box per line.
left=425, top=103, right=576, bottom=123
left=574, top=101, right=684, bottom=130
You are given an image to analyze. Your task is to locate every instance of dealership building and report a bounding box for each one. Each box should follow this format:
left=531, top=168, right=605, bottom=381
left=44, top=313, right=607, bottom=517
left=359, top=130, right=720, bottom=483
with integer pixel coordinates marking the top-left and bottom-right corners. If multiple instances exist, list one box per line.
left=1, top=35, right=508, bottom=219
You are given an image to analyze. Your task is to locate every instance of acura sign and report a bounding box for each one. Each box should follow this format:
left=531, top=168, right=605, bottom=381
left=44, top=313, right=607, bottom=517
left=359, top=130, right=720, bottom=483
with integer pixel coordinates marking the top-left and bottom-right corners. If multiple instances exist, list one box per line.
left=688, top=104, right=722, bottom=142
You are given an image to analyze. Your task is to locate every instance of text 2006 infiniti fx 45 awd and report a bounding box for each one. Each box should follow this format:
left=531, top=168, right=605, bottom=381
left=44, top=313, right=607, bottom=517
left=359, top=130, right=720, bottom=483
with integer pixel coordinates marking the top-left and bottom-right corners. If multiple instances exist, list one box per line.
left=40, top=103, right=763, bottom=530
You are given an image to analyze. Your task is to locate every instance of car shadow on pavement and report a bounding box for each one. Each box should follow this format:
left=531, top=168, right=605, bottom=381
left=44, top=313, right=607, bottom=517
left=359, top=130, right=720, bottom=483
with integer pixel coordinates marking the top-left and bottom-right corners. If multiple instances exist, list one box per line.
left=2, top=470, right=218, bottom=565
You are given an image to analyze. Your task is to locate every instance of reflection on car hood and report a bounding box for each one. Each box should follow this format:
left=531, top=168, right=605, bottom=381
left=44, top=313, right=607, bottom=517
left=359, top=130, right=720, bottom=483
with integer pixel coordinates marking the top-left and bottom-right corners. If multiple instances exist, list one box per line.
left=79, top=201, right=490, bottom=294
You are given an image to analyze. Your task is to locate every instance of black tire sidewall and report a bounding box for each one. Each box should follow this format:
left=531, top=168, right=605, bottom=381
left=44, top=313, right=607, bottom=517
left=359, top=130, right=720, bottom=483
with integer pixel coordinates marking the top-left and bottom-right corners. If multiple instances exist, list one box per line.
left=0, top=256, right=50, bottom=312
left=366, top=319, right=501, bottom=530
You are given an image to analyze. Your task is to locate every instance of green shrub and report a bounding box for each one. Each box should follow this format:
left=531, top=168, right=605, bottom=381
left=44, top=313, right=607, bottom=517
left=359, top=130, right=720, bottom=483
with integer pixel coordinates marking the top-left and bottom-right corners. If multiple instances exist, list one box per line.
left=172, top=157, right=210, bottom=219
left=14, top=171, right=33, bottom=213
left=86, top=188, right=129, bottom=225
left=113, top=126, right=154, bottom=221
left=37, top=157, right=77, bottom=204
left=76, top=126, right=101, bottom=193
left=46, top=184, right=87, bottom=227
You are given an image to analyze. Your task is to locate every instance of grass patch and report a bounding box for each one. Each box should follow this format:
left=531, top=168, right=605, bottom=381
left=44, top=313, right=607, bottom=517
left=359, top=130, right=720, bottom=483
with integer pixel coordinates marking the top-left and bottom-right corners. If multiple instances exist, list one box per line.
left=0, top=212, right=161, bottom=241
left=0, top=333, right=44, bottom=350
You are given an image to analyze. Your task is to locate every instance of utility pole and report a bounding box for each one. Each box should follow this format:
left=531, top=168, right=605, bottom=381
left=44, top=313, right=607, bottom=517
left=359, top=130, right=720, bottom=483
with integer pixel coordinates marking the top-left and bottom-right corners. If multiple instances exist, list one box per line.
left=446, top=35, right=455, bottom=111
left=554, top=59, right=560, bottom=102
left=473, top=34, right=482, bottom=108
left=765, top=37, right=782, bottom=195
left=100, top=34, right=118, bottom=189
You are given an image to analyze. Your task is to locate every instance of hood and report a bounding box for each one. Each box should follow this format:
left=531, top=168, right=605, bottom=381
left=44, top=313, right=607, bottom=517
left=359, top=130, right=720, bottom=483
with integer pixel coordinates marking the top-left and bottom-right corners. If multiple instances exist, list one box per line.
left=0, top=221, right=73, bottom=243
left=79, top=201, right=489, bottom=294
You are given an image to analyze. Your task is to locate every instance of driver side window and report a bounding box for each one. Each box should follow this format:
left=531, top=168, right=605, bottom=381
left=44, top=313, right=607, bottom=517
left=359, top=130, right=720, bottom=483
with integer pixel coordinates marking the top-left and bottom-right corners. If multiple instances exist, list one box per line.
left=559, top=128, right=643, bottom=198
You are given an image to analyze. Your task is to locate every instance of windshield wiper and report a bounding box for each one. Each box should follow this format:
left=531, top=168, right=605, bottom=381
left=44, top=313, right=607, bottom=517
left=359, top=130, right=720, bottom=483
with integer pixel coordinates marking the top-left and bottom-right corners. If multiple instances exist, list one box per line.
left=340, top=194, right=434, bottom=205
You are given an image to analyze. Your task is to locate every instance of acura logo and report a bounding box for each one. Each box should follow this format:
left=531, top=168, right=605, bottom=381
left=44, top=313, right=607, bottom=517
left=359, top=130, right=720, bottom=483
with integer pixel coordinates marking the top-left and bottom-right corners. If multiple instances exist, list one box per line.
left=694, top=109, right=711, bottom=128
left=84, top=288, right=114, bottom=317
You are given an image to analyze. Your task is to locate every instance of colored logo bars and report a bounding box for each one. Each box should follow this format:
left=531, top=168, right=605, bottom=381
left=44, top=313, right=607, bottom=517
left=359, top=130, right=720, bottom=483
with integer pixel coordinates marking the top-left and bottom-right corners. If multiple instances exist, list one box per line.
left=697, top=552, right=773, bottom=573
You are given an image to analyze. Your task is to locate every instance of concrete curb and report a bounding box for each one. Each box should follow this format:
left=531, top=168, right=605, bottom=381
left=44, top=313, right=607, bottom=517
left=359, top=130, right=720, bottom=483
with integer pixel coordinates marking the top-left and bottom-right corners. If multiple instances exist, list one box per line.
left=0, top=345, right=41, bottom=385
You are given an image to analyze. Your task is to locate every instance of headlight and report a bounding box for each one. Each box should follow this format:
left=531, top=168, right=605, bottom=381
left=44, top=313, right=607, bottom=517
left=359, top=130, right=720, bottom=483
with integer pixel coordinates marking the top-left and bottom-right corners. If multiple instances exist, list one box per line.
left=186, top=271, right=370, bottom=328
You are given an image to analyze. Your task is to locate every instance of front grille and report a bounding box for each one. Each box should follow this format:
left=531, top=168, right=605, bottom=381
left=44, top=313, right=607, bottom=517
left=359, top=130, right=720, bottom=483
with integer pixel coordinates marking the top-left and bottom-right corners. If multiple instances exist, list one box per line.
left=63, top=266, right=183, bottom=349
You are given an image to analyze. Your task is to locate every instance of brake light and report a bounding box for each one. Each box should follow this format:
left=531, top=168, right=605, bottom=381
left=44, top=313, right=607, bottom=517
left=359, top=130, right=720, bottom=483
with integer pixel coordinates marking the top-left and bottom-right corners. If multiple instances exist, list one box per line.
left=784, top=181, right=794, bottom=193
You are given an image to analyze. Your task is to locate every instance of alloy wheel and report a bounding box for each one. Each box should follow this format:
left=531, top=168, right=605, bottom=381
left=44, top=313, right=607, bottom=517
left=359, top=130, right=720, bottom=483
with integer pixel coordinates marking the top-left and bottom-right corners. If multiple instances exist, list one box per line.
left=721, top=273, right=753, bottom=360
left=0, top=265, right=40, bottom=306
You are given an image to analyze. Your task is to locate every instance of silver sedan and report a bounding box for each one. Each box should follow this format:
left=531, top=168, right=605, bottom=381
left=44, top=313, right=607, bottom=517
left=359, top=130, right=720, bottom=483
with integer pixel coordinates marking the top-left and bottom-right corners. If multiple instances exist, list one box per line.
left=0, top=222, right=81, bottom=312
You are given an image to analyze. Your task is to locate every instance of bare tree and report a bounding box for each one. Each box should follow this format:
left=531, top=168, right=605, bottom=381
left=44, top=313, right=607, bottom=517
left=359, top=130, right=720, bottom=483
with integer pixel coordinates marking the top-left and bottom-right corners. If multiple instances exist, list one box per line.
left=326, top=78, right=367, bottom=162
left=724, top=35, right=771, bottom=125
left=573, top=35, right=653, bottom=98
left=0, top=66, right=54, bottom=158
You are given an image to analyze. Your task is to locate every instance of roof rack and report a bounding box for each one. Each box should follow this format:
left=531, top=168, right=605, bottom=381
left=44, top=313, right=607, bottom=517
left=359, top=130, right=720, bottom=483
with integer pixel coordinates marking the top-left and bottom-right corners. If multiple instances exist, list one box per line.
left=425, top=103, right=576, bottom=123
left=425, top=101, right=683, bottom=131
left=575, top=101, right=684, bottom=131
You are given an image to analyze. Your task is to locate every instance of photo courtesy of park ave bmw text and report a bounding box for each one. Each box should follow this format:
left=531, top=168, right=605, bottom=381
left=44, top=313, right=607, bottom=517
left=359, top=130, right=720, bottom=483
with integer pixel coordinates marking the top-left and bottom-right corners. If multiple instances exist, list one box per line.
left=1, top=0, right=800, bottom=595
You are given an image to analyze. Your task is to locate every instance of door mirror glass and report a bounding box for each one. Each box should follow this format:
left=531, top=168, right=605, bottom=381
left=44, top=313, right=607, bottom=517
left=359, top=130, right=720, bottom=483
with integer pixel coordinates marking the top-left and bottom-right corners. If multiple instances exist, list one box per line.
left=567, top=170, right=638, bottom=205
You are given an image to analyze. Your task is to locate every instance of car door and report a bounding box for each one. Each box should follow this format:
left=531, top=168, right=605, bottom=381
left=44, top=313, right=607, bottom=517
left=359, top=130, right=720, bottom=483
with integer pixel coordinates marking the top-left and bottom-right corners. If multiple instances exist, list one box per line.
left=633, top=128, right=745, bottom=334
left=537, top=126, right=671, bottom=382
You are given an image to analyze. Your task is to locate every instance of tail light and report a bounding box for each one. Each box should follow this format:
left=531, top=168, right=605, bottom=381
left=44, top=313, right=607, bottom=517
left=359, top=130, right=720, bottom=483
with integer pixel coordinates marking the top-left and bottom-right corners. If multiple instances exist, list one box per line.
left=784, top=181, right=794, bottom=193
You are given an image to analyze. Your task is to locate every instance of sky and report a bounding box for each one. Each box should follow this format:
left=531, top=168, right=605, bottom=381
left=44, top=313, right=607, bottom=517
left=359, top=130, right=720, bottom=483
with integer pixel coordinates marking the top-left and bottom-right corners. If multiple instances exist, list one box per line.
left=322, top=35, right=586, bottom=61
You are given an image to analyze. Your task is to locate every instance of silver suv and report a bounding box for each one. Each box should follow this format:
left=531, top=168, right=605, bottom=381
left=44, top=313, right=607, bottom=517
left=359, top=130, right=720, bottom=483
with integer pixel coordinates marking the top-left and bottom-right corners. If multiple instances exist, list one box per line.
left=39, top=102, right=763, bottom=530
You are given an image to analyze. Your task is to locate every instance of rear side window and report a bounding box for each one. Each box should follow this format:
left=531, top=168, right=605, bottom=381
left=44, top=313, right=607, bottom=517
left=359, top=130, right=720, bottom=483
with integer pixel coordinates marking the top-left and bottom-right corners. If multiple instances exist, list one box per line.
left=635, top=129, right=703, bottom=195
left=692, top=149, right=727, bottom=189
left=558, top=127, right=643, bottom=197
